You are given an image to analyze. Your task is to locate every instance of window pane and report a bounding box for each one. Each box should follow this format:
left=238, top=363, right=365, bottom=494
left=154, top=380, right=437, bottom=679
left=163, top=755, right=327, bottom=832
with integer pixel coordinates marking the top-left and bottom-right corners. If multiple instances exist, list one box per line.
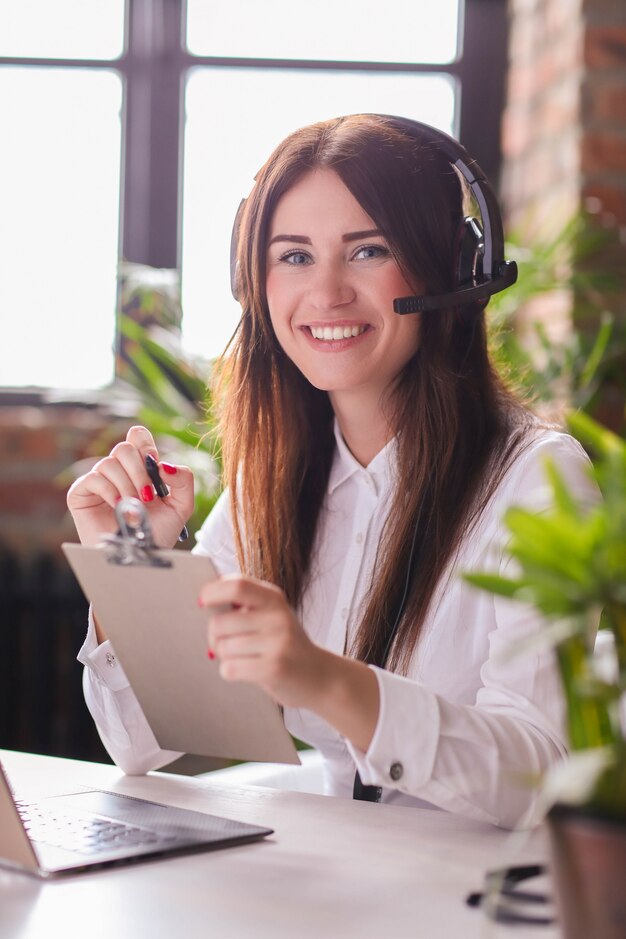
left=0, top=0, right=125, bottom=60
left=181, top=68, right=456, bottom=361
left=187, top=0, right=461, bottom=64
left=0, top=68, right=122, bottom=389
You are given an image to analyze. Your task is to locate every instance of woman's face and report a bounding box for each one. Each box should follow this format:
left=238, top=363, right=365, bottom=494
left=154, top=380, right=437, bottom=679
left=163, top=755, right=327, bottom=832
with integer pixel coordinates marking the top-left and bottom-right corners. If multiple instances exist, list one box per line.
left=265, top=168, right=421, bottom=414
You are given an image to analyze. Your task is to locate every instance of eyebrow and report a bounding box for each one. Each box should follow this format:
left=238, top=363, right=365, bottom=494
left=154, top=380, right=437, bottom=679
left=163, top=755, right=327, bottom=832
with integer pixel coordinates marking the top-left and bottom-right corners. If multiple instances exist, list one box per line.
left=267, top=228, right=384, bottom=247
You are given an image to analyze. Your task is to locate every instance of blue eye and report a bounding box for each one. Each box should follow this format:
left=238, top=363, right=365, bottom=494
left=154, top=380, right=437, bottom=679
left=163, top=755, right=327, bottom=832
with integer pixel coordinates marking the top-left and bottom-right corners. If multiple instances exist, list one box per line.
left=353, top=244, right=390, bottom=261
left=280, top=250, right=312, bottom=265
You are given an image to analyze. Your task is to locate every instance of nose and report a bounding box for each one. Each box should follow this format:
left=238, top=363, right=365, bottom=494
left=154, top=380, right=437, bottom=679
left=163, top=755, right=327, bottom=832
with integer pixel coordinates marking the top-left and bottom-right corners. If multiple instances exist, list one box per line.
left=308, top=260, right=356, bottom=311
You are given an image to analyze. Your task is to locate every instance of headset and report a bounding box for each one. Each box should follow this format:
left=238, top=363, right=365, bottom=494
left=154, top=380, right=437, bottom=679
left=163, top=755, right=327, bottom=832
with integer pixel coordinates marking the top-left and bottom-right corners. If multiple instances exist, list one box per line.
left=229, top=114, right=517, bottom=315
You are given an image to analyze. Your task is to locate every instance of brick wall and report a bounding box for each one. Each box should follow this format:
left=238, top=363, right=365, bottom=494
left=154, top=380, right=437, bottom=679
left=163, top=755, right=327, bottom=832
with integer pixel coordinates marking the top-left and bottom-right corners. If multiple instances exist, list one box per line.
left=0, top=400, right=131, bottom=558
left=0, top=400, right=132, bottom=761
left=502, top=0, right=585, bottom=233
left=503, top=0, right=626, bottom=231
left=581, top=0, right=626, bottom=228
left=500, top=0, right=626, bottom=399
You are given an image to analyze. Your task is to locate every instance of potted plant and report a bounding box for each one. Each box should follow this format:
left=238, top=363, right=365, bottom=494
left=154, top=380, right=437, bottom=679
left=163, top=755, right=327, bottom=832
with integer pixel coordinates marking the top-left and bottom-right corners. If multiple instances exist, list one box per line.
left=465, top=410, right=626, bottom=939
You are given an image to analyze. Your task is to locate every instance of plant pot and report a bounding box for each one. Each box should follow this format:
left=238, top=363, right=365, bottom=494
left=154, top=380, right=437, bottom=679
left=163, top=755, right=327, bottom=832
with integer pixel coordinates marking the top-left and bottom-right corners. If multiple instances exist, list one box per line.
left=547, top=803, right=626, bottom=939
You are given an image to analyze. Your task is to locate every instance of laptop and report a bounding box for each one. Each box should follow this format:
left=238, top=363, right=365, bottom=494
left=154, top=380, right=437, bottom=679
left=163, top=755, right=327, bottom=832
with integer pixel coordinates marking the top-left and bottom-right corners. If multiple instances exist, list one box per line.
left=0, top=761, right=273, bottom=878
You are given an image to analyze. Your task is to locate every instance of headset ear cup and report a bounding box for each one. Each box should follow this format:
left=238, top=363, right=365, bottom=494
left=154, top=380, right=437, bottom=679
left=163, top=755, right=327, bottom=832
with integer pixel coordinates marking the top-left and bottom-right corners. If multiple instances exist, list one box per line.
left=230, top=199, right=246, bottom=301
left=455, top=217, right=484, bottom=288
left=454, top=217, right=489, bottom=314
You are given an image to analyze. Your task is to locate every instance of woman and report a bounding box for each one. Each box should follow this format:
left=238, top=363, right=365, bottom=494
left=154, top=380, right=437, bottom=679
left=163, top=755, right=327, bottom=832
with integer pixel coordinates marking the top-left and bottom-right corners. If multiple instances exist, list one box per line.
left=68, top=114, right=596, bottom=828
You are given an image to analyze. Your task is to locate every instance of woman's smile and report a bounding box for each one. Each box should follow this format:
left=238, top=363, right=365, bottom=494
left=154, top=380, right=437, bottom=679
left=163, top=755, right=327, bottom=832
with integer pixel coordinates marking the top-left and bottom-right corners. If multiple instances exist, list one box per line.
left=303, top=322, right=371, bottom=344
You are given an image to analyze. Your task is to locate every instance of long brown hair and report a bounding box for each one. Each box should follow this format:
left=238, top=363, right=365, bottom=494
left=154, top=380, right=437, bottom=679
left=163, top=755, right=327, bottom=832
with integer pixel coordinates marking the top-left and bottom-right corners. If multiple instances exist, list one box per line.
left=214, top=114, right=533, bottom=673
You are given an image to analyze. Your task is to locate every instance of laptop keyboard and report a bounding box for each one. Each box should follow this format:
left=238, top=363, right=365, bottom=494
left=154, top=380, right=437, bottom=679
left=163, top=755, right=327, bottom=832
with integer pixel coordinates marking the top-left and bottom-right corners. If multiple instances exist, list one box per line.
left=16, top=801, right=171, bottom=855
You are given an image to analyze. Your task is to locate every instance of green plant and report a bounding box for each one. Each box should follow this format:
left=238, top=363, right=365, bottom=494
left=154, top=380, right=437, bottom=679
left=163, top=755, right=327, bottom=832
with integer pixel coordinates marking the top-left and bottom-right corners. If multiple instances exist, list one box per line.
left=488, top=212, right=626, bottom=430
left=465, top=411, right=626, bottom=820
left=116, top=312, right=222, bottom=542
left=111, top=262, right=223, bottom=541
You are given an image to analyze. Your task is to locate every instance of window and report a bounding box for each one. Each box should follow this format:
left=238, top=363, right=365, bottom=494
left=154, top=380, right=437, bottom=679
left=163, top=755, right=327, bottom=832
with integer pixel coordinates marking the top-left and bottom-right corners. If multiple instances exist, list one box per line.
left=0, top=0, right=508, bottom=389
left=186, top=0, right=460, bottom=62
left=0, top=0, right=124, bottom=390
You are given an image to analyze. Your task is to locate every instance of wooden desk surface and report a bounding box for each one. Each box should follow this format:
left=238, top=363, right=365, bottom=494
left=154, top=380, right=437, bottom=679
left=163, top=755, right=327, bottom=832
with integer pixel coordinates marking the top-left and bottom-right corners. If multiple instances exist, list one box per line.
left=0, top=750, right=559, bottom=939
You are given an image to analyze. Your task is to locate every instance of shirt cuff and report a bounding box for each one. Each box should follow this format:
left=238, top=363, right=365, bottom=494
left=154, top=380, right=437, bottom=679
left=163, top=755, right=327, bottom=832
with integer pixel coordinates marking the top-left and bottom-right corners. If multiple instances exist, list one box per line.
left=76, top=606, right=131, bottom=693
left=346, top=665, right=441, bottom=792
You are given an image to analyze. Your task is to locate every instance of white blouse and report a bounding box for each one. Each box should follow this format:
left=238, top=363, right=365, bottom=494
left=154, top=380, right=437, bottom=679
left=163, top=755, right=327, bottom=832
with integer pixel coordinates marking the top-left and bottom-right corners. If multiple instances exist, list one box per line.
left=78, top=423, right=597, bottom=828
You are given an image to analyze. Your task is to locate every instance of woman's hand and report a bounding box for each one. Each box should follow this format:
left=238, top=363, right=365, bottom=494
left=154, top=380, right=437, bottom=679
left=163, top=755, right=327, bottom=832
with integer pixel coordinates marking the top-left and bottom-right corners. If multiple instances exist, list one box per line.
left=199, top=575, right=327, bottom=710
left=199, top=574, right=380, bottom=752
left=67, top=425, right=194, bottom=548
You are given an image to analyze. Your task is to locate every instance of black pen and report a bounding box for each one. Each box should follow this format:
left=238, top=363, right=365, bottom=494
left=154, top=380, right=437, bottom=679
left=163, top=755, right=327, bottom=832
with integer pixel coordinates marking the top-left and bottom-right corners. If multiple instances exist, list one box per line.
left=145, top=454, right=189, bottom=542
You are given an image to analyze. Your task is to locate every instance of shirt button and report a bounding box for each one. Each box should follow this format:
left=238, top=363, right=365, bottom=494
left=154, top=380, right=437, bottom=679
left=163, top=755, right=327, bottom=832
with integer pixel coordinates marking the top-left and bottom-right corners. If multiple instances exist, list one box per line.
left=355, top=532, right=364, bottom=544
left=389, top=762, right=403, bottom=782
left=105, top=652, right=116, bottom=668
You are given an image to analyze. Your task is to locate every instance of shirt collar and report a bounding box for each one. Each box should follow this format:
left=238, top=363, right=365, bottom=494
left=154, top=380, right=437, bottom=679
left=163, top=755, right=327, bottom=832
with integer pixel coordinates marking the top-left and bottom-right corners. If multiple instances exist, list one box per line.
left=328, top=419, right=397, bottom=496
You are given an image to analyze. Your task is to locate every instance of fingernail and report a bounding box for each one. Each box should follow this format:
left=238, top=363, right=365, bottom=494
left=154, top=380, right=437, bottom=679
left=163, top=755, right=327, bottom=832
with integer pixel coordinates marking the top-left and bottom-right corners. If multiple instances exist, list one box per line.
left=197, top=596, right=205, bottom=608
left=207, top=649, right=215, bottom=661
left=141, top=485, right=154, bottom=502
left=162, top=462, right=177, bottom=475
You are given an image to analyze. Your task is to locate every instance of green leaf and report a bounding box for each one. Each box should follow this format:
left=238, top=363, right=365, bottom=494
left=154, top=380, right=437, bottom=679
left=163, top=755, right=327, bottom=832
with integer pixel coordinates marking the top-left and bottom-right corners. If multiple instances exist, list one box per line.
left=463, top=573, right=522, bottom=598
left=568, top=410, right=624, bottom=460
left=543, top=458, right=582, bottom=518
left=579, top=315, right=613, bottom=389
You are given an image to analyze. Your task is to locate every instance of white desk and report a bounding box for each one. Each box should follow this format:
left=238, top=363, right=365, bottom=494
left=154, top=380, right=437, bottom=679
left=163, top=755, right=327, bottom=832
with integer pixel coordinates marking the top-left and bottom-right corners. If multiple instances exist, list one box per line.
left=0, top=750, right=559, bottom=939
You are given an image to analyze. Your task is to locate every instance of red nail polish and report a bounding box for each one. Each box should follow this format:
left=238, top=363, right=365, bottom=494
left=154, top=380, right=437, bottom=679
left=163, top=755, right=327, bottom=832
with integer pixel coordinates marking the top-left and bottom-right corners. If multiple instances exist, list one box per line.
left=141, top=485, right=154, bottom=502
left=162, top=462, right=177, bottom=475
left=207, top=649, right=215, bottom=661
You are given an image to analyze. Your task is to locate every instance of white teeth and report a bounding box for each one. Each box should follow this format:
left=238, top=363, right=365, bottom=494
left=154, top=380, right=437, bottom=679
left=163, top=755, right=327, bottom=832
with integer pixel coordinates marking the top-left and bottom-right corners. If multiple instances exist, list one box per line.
left=309, top=325, right=366, bottom=341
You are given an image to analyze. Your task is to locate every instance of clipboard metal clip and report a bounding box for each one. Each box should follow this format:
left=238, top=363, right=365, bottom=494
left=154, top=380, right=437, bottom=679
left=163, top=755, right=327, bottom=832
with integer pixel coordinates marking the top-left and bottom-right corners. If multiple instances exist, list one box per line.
left=100, top=498, right=173, bottom=568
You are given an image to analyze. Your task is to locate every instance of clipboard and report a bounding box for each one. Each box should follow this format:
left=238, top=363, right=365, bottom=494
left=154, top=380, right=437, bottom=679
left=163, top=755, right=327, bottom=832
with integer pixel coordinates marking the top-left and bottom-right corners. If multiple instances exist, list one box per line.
left=63, top=499, right=300, bottom=765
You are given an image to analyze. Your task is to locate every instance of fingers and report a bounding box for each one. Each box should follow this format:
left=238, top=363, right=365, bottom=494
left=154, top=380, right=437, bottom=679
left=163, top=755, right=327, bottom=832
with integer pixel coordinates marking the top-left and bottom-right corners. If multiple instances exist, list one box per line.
left=112, top=425, right=160, bottom=499
left=200, top=575, right=321, bottom=707
left=126, top=425, right=159, bottom=459
left=119, top=427, right=194, bottom=511
left=69, top=424, right=192, bottom=512
left=208, top=604, right=290, bottom=690
left=67, top=468, right=123, bottom=511
left=198, top=574, right=283, bottom=612
left=157, top=461, right=195, bottom=501
left=201, top=575, right=293, bottom=666
left=89, top=443, right=152, bottom=507
left=209, top=608, right=281, bottom=655
left=66, top=424, right=195, bottom=549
